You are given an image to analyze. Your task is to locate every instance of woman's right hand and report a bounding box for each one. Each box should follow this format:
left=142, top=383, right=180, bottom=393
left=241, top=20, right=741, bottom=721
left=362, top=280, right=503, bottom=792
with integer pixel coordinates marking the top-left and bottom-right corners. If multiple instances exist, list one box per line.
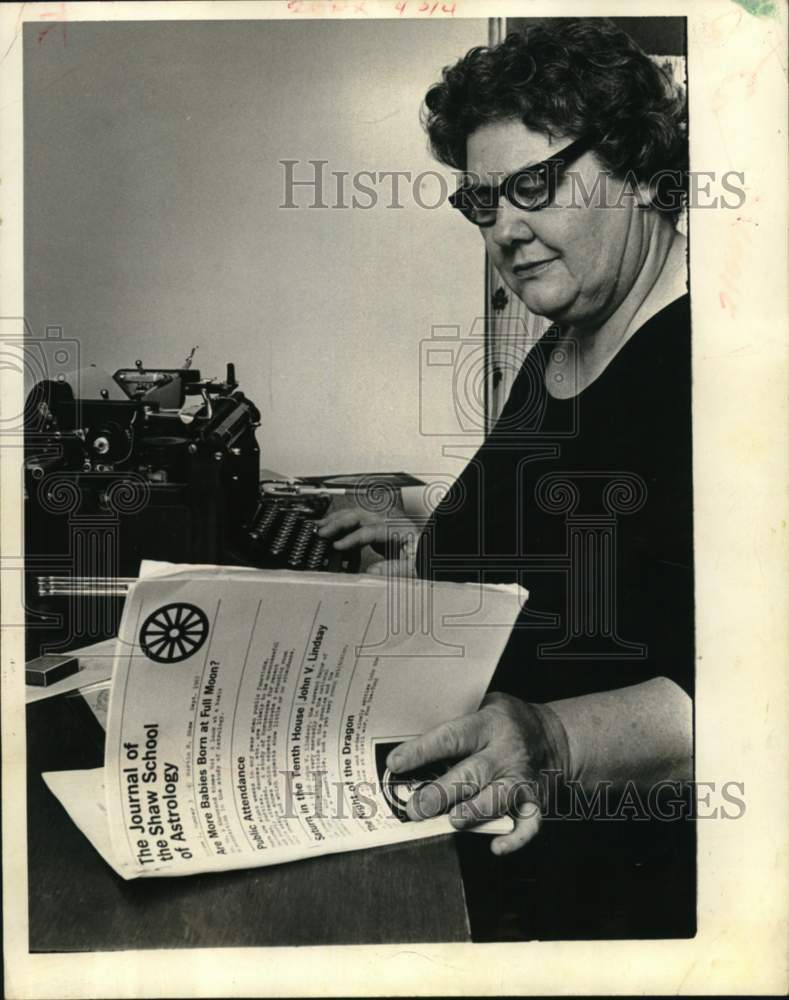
left=314, top=508, right=419, bottom=577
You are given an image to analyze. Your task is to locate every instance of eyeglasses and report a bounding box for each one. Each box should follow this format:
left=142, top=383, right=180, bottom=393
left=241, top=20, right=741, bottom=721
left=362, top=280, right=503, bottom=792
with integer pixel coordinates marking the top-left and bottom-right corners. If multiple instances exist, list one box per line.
left=449, top=134, right=597, bottom=227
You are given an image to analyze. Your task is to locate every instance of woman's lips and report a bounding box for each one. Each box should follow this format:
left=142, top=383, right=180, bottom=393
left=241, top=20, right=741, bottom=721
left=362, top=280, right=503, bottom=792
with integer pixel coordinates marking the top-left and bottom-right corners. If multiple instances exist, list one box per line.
left=512, top=258, right=558, bottom=277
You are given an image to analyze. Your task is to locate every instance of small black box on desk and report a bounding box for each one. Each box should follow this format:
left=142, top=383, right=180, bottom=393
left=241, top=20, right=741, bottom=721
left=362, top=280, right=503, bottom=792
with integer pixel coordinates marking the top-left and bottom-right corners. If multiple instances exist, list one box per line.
left=25, top=654, right=80, bottom=687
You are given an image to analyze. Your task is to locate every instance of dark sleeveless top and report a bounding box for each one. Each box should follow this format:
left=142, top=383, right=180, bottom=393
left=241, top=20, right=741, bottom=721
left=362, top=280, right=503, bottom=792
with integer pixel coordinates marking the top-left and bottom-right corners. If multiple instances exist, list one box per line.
left=416, top=294, right=694, bottom=702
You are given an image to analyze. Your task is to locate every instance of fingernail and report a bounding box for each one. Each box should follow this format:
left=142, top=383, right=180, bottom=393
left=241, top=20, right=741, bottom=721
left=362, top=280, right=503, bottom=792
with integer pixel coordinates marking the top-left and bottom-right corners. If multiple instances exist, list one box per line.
left=413, top=784, right=442, bottom=819
left=388, top=752, right=403, bottom=771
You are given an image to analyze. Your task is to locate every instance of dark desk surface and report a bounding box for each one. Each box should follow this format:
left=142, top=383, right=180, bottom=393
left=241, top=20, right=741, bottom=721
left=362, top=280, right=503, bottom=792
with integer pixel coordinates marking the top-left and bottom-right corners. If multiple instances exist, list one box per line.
left=27, top=694, right=470, bottom=950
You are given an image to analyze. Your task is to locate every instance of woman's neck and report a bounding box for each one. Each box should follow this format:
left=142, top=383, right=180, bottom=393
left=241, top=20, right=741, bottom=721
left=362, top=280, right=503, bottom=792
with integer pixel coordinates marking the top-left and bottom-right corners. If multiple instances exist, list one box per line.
left=546, top=224, right=687, bottom=399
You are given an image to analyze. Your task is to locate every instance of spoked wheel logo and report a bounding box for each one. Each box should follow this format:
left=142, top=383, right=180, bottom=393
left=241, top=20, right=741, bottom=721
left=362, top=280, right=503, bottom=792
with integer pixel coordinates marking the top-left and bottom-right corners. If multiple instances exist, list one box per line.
left=139, top=603, right=209, bottom=663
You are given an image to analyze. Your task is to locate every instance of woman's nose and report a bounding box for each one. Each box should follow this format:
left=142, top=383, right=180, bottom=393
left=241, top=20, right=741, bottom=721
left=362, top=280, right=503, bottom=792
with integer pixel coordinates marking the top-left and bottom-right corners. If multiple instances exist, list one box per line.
left=490, top=196, right=536, bottom=247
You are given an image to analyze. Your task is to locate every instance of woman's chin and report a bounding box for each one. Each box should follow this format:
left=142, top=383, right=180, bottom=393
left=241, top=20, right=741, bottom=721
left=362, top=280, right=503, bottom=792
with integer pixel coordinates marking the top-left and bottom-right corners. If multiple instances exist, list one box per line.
left=517, top=286, right=574, bottom=324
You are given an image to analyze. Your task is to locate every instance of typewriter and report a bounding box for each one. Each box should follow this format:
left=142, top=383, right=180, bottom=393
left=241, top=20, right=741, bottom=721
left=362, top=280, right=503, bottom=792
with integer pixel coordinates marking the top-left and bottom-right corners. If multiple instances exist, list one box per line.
left=24, top=353, right=358, bottom=656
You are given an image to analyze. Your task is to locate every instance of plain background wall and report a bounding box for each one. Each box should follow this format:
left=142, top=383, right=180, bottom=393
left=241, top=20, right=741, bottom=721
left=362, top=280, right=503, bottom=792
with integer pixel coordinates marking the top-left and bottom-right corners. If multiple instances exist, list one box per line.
left=24, top=18, right=486, bottom=478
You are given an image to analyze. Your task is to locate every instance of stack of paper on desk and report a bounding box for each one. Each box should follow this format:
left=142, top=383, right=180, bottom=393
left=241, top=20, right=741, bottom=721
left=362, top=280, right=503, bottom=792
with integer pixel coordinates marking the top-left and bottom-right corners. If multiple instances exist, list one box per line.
left=44, top=563, right=526, bottom=879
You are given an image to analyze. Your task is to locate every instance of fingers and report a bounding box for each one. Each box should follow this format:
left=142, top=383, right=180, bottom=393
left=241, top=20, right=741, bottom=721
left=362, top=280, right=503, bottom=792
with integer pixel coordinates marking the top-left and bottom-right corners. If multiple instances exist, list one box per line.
left=316, top=510, right=389, bottom=552
left=406, top=752, right=494, bottom=821
left=315, top=510, right=372, bottom=538
left=386, top=709, right=545, bottom=854
left=449, top=780, right=513, bottom=829
left=446, top=779, right=541, bottom=853
left=490, top=777, right=542, bottom=855
left=387, top=715, right=484, bottom=777
left=325, top=524, right=388, bottom=551
left=316, top=510, right=419, bottom=562
left=490, top=807, right=541, bottom=855
left=366, top=559, right=416, bottom=578
left=448, top=773, right=541, bottom=823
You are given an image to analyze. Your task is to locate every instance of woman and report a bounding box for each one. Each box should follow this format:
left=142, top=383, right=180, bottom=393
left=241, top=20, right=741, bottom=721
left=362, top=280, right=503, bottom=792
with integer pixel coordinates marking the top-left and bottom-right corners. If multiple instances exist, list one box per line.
left=317, top=21, right=693, bottom=862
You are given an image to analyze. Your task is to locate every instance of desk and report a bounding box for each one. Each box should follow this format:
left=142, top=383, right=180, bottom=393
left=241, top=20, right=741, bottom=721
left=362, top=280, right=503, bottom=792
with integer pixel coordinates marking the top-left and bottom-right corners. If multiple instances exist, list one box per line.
left=27, top=694, right=471, bottom=950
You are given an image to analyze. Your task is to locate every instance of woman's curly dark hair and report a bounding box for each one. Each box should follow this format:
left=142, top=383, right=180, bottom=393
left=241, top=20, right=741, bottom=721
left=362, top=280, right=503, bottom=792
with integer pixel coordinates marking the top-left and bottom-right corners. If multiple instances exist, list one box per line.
left=423, top=19, right=687, bottom=211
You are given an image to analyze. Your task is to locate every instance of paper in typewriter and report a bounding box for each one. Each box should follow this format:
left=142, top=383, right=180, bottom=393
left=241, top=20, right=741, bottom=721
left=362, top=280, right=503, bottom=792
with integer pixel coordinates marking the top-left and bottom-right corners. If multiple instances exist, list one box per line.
left=77, top=565, right=526, bottom=879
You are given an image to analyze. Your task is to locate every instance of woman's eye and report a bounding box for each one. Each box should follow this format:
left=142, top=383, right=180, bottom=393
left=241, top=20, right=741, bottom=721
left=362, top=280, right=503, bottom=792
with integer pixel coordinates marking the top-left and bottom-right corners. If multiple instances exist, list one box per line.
left=512, top=173, right=547, bottom=202
left=469, top=187, right=498, bottom=210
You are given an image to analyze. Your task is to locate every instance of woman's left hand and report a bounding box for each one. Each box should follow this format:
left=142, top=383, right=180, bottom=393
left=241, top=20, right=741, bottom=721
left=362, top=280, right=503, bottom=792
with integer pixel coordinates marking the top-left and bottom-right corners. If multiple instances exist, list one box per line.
left=386, top=692, right=570, bottom=855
